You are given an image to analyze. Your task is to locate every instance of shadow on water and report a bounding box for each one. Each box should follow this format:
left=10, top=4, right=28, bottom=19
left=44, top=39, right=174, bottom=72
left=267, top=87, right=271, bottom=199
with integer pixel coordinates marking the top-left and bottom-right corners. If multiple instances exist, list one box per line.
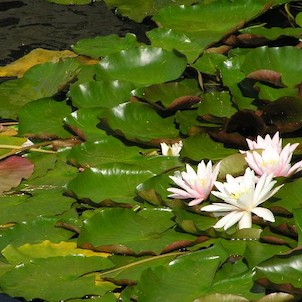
left=0, top=0, right=155, bottom=66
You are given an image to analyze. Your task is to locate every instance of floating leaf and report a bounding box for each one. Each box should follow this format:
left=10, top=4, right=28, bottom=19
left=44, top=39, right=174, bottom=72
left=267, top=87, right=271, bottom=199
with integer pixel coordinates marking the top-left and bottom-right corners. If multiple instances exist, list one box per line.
left=72, top=33, right=138, bottom=58
left=147, top=28, right=202, bottom=62
left=0, top=189, right=74, bottom=225
left=198, top=91, right=237, bottom=118
left=78, top=208, right=196, bottom=254
left=69, top=80, right=135, bottom=109
left=136, top=244, right=228, bottom=302
left=181, top=134, right=237, bottom=161
left=0, top=255, right=115, bottom=302
left=67, top=163, right=155, bottom=204
left=2, top=241, right=109, bottom=265
left=64, top=108, right=108, bottom=141
left=18, top=98, right=72, bottom=139
left=103, top=0, right=198, bottom=22
left=254, top=248, right=302, bottom=294
left=153, top=1, right=274, bottom=52
left=95, top=46, right=187, bottom=86
left=0, top=48, right=77, bottom=78
left=136, top=79, right=201, bottom=109
left=0, top=216, right=73, bottom=251
left=100, top=102, right=179, bottom=144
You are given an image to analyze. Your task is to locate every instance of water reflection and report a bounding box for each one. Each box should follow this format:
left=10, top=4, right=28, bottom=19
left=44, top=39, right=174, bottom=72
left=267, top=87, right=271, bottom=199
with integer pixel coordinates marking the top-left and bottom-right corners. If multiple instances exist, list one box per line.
left=0, top=0, right=154, bottom=66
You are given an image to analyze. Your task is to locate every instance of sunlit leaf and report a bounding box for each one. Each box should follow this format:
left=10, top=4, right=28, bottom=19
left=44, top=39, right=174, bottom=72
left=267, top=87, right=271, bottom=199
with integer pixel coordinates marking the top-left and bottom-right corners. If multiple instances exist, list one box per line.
left=68, top=80, right=135, bottom=108
left=95, top=46, right=187, bottom=85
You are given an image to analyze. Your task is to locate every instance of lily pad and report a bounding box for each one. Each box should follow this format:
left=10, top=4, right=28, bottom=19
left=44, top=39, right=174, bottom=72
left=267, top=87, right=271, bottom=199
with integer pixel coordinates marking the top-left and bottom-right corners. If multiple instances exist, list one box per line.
left=99, top=102, right=179, bottom=144
left=72, top=33, right=138, bottom=58
left=78, top=208, right=196, bottom=254
left=103, top=0, right=198, bottom=22
left=18, top=98, right=72, bottom=139
left=0, top=255, right=115, bottom=302
left=67, top=163, right=155, bottom=203
left=68, top=80, right=135, bottom=109
left=95, top=46, right=187, bottom=86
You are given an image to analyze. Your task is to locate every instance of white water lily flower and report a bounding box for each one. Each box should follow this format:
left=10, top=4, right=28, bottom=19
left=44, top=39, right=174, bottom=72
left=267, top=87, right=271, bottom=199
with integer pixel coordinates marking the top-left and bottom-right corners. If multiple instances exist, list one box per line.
left=168, top=160, right=221, bottom=206
left=244, top=134, right=302, bottom=177
left=201, top=168, right=283, bottom=230
left=160, top=141, right=183, bottom=156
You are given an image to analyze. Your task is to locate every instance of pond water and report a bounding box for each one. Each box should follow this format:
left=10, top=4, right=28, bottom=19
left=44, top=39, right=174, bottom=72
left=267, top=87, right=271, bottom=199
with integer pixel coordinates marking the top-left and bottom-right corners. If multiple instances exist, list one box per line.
left=0, top=0, right=154, bottom=66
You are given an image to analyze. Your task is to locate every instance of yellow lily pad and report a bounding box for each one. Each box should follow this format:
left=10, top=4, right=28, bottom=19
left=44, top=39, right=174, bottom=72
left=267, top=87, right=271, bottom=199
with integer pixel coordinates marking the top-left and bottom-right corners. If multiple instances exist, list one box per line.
left=2, top=240, right=110, bottom=264
left=0, top=48, right=77, bottom=78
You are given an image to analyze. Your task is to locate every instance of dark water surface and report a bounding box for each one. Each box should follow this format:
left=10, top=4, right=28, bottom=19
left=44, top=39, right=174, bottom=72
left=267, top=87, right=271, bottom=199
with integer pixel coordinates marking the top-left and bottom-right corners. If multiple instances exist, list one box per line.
left=0, top=0, right=153, bottom=66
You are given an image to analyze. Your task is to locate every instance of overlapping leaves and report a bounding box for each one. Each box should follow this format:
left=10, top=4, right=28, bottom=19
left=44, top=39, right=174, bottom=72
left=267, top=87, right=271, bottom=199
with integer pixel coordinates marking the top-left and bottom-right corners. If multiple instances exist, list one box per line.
left=0, top=0, right=301, bottom=301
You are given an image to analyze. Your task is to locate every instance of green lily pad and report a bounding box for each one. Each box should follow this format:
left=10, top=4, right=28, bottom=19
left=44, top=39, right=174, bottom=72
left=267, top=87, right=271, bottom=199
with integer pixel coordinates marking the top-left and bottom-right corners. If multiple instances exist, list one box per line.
left=136, top=79, right=201, bottom=109
left=0, top=189, right=74, bottom=224
left=78, top=208, right=196, bottom=254
left=47, top=0, right=96, bottom=3
left=239, top=26, right=302, bottom=41
left=0, top=255, right=115, bottom=302
left=72, top=33, right=138, bottom=58
left=153, top=1, right=274, bottom=52
left=136, top=244, right=228, bottom=301
left=64, top=108, right=108, bottom=141
left=99, top=102, right=179, bottom=144
left=241, top=46, right=302, bottom=87
left=147, top=28, right=202, bottom=62
left=0, top=216, right=73, bottom=251
left=95, top=46, right=187, bottom=86
left=192, top=52, right=227, bottom=75
left=68, top=80, right=135, bottom=108
left=0, top=59, right=80, bottom=119
left=67, top=163, right=155, bottom=203
left=18, top=98, right=72, bottom=139
left=255, top=83, right=298, bottom=101
left=254, top=248, right=302, bottom=293
left=181, top=133, right=237, bottom=161
left=103, top=0, right=198, bottom=22
left=197, top=91, right=237, bottom=118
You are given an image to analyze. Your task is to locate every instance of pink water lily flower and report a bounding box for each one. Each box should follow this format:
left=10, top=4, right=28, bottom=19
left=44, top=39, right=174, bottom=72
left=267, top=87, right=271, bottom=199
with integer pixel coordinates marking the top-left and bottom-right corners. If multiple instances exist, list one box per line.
left=167, top=160, right=220, bottom=206
left=244, top=132, right=302, bottom=177
left=202, top=168, right=283, bottom=230
left=245, top=132, right=282, bottom=153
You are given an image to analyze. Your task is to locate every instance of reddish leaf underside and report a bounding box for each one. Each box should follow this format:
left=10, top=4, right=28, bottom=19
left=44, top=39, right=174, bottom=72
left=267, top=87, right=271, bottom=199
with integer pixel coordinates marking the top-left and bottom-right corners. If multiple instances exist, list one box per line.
left=0, top=156, right=34, bottom=193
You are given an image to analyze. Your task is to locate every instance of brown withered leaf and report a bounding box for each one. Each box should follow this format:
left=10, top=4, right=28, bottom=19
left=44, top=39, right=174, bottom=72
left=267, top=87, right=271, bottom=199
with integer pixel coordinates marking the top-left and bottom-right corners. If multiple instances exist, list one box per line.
left=256, top=278, right=302, bottom=295
left=208, top=109, right=267, bottom=149
left=261, top=96, right=302, bottom=133
left=246, top=69, right=285, bottom=87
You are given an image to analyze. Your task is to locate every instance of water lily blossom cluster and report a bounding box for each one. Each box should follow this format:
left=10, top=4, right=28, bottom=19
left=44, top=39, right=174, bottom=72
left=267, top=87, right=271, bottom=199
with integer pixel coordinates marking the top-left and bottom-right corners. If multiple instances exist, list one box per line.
left=202, top=168, right=283, bottom=230
left=168, top=160, right=220, bottom=206
left=244, top=132, right=302, bottom=177
left=160, top=141, right=183, bottom=156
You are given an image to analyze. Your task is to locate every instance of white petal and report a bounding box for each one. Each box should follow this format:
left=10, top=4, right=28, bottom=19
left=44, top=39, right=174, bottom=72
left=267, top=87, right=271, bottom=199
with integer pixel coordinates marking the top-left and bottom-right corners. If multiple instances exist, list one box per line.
left=214, top=211, right=245, bottom=230
left=252, top=207, right=275, bottom=222
left=188, top=198, right=205, bottom=206
left=201, top=203, right=239, bottom=212
left=238, top=212, right=252, bottom=229
left=167, top=188, right=194, bottom=199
